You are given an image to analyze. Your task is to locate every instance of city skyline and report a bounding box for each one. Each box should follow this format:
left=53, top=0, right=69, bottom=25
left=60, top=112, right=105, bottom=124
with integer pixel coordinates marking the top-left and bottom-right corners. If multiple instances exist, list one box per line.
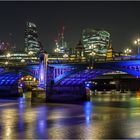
left=0, top=2, right=140, bottom=53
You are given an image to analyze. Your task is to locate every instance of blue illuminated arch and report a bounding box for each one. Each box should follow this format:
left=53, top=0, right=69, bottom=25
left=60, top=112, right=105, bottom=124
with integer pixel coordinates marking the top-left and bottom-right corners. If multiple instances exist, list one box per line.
left=0, top=72, right=38, bottom=86
left=55, top=69, right=112, bottom=86
left=95, top=60, right=140, bottom=78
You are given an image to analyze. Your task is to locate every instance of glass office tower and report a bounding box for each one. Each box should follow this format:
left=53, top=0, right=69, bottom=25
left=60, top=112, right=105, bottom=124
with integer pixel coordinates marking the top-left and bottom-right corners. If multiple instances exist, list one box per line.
left=82, top=28, right=110, bottom=56
left=25, top=22, right=40, bottom=55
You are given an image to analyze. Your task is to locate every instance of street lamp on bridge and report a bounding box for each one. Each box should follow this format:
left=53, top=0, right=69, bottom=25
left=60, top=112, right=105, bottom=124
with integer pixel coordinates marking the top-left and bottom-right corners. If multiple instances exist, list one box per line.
left=89, top=51, right=96, bottom=56
left=54, top=47, right=60, bottom=53
left=6, top=53, right=11, bottom=58
left=5, top=61, right=8, bottom=65
left=134, top=38, right=140, bottom=54
left=89, top=51, right=96, bottom=69
left=28, top=51, right=34, bottom=55
left=63, top=53, right=69, bottom=61
left=124, top=48, right=132, bottom=56
left=6, top=52, right=11, bottom=66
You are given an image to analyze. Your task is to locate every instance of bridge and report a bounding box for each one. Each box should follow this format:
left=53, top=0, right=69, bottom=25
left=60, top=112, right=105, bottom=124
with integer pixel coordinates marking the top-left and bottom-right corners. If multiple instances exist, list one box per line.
left=47, top=60, right=140, bottom=85
left=0, top=53, right=140, bottom=100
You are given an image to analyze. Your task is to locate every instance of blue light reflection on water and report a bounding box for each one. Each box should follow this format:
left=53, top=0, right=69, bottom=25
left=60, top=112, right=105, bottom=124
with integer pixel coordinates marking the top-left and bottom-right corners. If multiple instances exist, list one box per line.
left=18, top=97, right=27, bottom=110
left=36, top=106, right=48, bottom=138
left=17, top=97, right=26, bottom=132
left=84, top=101, right=93, bottom=125
left=18, top=98, right=48, bottom=138
left=18, top=97, right=25, bottom=104
left=1, top=95, right=140, bottom=139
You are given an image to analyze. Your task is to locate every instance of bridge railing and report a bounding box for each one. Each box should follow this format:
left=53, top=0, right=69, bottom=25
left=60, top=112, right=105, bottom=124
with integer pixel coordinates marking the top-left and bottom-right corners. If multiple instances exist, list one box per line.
left=48, top=58, right=88, bottom=64
left=0, top=62, right=39, bottom=67
left=0, top=55, right=139, bottom=66
left=48, top=55, right=140, bottom=64
left=94, top=55, right=139, bottom=63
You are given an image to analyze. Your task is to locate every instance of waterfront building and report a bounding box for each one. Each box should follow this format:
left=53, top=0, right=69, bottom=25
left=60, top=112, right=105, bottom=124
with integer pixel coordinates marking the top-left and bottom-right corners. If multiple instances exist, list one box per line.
left=82, top=28, right=110, bottom=56
left=25, top=22, right=40, bottom=55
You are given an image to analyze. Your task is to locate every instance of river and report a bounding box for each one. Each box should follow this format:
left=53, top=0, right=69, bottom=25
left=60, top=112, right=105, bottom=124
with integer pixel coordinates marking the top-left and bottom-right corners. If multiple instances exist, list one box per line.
left=0, top=93, right=140, bottom=139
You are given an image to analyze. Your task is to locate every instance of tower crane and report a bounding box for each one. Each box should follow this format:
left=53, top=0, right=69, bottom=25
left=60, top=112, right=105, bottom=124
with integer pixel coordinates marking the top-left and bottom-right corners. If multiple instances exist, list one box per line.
left=54, top=26, right=66, bottom=53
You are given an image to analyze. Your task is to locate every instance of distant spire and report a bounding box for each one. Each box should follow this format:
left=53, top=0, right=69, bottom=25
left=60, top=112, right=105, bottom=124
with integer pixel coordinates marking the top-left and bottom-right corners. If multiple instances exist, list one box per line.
left=9, top=33, right=16, bottom=52
left=76, top=40, right=84, bottom=50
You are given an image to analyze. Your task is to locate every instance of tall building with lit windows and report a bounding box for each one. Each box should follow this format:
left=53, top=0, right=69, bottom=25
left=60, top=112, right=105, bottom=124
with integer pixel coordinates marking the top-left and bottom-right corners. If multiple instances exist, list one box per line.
left=25, top=22, right=40, bottom=55
left=82, top=28, right=110, bottom=56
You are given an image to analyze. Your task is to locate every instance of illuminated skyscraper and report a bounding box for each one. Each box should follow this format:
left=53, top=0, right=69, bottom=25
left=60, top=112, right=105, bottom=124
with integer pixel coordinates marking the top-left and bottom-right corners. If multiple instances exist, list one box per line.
left=25, top=22, right=40, bottom=55
left=82, top=28, right=110, bottom=56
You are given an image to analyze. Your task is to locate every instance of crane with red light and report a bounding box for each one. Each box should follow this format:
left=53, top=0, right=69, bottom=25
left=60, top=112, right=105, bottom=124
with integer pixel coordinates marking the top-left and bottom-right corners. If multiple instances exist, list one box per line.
left=54, top=26, right=67, bottom=53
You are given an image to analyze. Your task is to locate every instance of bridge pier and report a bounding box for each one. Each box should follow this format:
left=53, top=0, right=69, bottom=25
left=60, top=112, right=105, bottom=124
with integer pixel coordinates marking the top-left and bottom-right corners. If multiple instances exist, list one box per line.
left=46, top=85, right=87, bottom=103
left=31, top=52, right=48, bottom=103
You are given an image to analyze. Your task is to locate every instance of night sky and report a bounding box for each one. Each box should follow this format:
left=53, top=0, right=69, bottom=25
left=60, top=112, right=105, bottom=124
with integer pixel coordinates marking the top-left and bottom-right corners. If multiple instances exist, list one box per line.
left=0, top=1, right=140, bottom=53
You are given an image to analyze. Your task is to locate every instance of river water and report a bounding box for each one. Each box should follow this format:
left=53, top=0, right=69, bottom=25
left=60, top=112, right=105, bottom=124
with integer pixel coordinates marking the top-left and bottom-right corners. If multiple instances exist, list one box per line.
left=0, top=94, right=140, bottom=139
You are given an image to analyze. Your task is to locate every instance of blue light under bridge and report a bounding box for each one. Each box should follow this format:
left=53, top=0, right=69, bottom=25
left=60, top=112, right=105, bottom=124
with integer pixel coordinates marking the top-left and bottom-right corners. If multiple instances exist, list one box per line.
left=48, top=59, right=140, bottom=86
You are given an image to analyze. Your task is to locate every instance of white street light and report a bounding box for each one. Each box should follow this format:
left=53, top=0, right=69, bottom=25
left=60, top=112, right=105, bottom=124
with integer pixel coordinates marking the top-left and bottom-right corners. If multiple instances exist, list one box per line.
left=6, top=53, right=11, bottom=66
left=21, top=59, right=25, bottom=63
left=28, top=51, right=33, bottom=55
left=63, top=53, right=68, bottom=61
left=5, top=61, right=8, bottom=65
left=134, top=38, right=140, bottom=54
left=124, top=48, right=132, bottom=55
left=89, top=51, right=96, bottom=69
left=89, top=44, right=96, bottom=49
left=54, top=48, right=60, bottom=62
left=54, top=47, right=60, bottom=53
left=6, top=53, right=11, bottom=58
left=89, top=51, right=96, bottom=56
left=63, top=53, right=68, bottom=58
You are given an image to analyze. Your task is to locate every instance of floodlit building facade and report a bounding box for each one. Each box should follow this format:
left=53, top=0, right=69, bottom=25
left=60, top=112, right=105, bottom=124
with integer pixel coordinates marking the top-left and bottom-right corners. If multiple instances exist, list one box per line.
left=82, top=28, right=110, bottom=56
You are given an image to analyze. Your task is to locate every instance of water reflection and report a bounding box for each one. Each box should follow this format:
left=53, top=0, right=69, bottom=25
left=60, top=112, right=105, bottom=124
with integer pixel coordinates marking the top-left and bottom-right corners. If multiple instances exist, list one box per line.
left=35, top=106, right=48, bottom=139
left=1, top=109, right=18, bottom=139
left=84, top=101, right=93, bottom=125
left=0, top=94, right=140, bottom=139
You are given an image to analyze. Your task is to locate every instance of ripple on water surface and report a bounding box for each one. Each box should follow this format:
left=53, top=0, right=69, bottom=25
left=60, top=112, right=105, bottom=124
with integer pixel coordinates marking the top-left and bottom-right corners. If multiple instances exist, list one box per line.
left=0, top=95, right=140, bottom=139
